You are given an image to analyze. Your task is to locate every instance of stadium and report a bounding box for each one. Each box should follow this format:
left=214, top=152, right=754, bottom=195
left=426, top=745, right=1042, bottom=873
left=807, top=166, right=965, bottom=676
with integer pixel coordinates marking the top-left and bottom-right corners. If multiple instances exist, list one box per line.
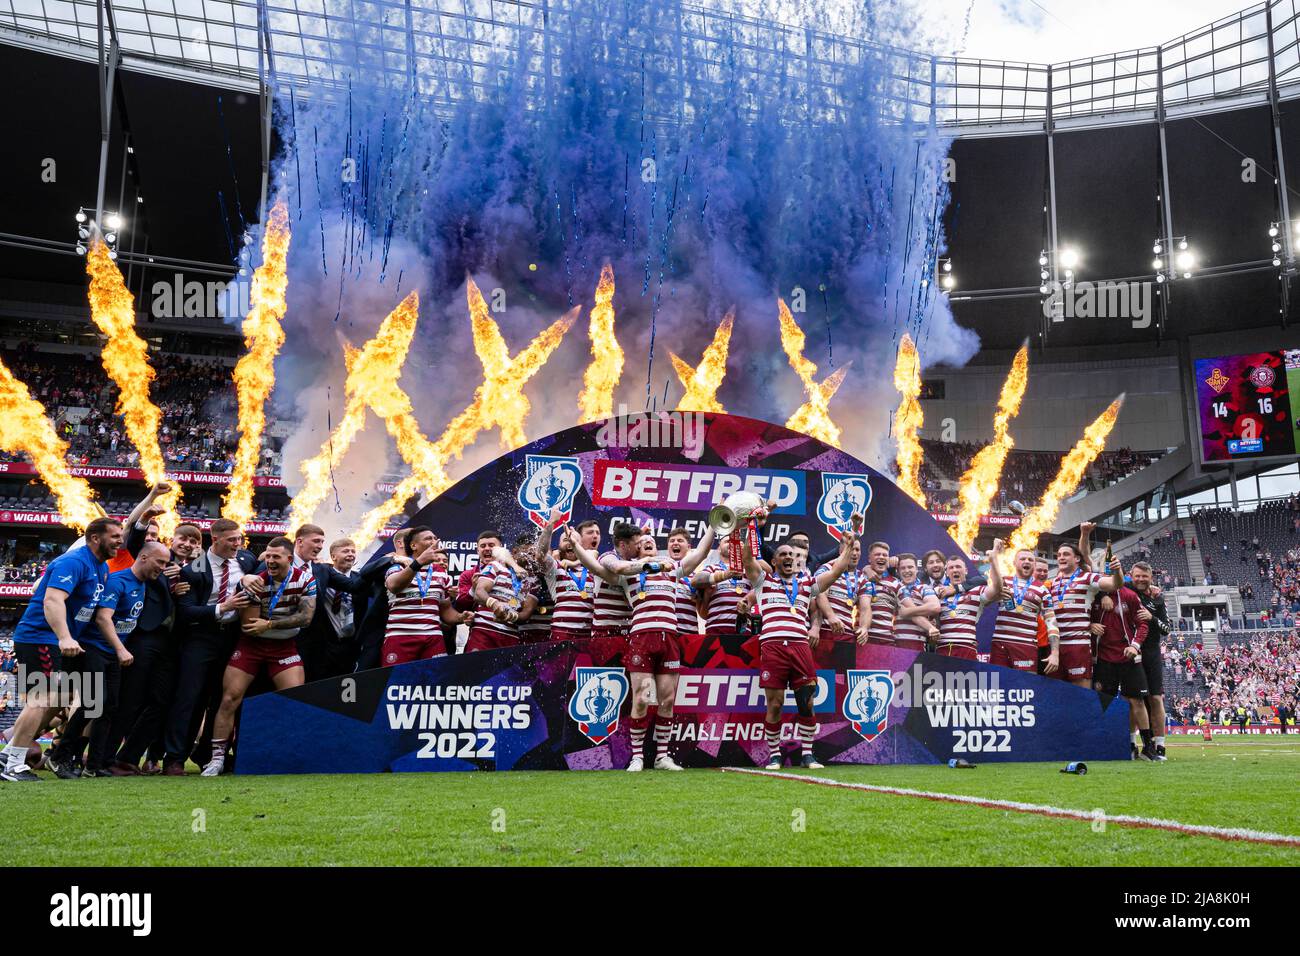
left=0, top=0, right=1295, bottom=897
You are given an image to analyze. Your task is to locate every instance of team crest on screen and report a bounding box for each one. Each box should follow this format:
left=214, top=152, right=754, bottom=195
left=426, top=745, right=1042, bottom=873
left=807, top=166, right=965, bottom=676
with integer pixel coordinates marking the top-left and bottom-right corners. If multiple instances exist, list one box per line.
left=843, top=669, right=895, bottom=741
left=817, top=473, right=872, bottom=540
left=1248, top=365, right=1275, bottom=388
left=569, top=667, right=629, bottom=744
left=518, top=455, right=584, bottom=527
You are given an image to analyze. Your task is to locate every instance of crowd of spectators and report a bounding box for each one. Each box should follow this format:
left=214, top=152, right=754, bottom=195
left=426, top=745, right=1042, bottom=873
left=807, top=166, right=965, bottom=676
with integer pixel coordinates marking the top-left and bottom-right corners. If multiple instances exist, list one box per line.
left=0, top=344, right=281, bottom=476
left=922, top=440, right=1159, bottom=512
left=1165, top=630, right=1299, bottom=727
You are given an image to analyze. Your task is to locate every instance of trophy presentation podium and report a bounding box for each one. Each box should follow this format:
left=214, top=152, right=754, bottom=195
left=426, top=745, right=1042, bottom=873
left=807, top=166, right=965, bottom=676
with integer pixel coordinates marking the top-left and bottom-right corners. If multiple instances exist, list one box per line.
left=238, top=413, right=1131, bottom=774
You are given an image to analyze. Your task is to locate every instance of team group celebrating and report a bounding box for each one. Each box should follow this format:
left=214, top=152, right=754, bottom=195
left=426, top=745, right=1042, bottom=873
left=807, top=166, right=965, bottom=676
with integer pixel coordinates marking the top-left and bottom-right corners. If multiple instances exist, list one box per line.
left=0, top=483, right=1172, bottom=781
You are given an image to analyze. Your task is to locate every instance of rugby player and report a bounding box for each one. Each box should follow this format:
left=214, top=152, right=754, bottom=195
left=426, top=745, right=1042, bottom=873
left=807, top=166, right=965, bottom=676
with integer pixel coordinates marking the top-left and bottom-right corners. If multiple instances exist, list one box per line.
left=534, top=511, right=599, bottom=641
left=856, top=541, right=901, bottom=647
left=201, top=537, right=316, bottom=776
left=935, top=552, right=991, bottom=659
left=991, top=546, right=1058, bottom=673
left=1051, top=527, right=1120, bottom=687
left=567, top=523, right=714, bottom=771
left=742, top=525, right=858, bottom=771
left=811, top=536, right=861, bottom=670
left=1, top=517, right=122, bottom=782
left=892, top=553, right=941, bottom=652
left=383, top=526, right=462, bottom=665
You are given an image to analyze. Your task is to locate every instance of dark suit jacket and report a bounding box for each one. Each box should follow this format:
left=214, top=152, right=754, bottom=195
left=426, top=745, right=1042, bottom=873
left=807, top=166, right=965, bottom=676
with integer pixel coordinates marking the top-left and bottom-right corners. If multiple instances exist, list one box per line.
left=254, top=559, right=368, bottom=643
left=123, top=522, right=175, bottom=634
left=354, top=553, right=402, bottom=653
left=175, top=548, right=260, bottom=641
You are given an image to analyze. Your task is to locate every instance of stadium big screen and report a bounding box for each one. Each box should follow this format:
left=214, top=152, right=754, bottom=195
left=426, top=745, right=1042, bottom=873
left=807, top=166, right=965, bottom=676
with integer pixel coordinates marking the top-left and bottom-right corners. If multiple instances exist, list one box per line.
left=1194, top=349, right=1300, bottom=463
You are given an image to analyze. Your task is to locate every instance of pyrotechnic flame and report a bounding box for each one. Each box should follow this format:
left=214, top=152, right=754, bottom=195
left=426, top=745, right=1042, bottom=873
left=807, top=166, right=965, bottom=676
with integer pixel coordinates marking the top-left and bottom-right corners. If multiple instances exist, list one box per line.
left=1004, top=395, right=1125, bottom=564
left=84, top=238, right=180, bottom=537
left=577, top=264, right=622, bottom=423
left=0, top=358, right=102, bottom=531
left=223, top=199, right=291, bottom=528
left=349, top=285, right=578, bottom=548
left=778, top=298, right=847, bottom=446
left=671, top=309, right=733, bottom=413
left=950, top=342, right=1029, bottom=552
left=287, top=291, right=421, bottom=531
left=891, top=334, right=926, bottom=508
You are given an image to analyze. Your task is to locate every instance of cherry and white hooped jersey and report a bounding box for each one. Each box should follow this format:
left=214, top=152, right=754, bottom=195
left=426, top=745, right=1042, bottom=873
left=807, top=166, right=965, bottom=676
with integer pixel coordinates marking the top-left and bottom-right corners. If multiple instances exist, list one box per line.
left=593, top=552, right=633, bottom=631
left=674, top=577, right=700, bottom=636
left=862, top=574, right=901, bottom=643
left=992, top=578, right=1054, bottom=645
left=937, top=586, right=989, bottom=649
left=814, top=562, right=860, bottom=630
left=472, top=561, right=527, bottom=636
left=385, top=563, right=452, bottom=641
left=622, top=558, right=687, bottom=636
left=753, top=571, right=818, bottom=644
left=248, top=564, right=318, bottom=640
left=1051, top=569, right=1106, bottom=643
left=894, top=579, right=939, bottom=644
left=544, top=557, right=596, bottom=634
left=698, top=562, right=751, bottom=633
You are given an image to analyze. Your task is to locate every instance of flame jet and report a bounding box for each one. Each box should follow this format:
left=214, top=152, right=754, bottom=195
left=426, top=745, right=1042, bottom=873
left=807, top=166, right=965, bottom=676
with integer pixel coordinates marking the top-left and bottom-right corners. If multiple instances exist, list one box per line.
left=1004, top=396, right=1125, bottom=563
left=892, top=334, right=927, bottom=508
left=84, top=238, right=181, bottom=537
left=223, top=200, right=291, bottom=528
left=950, top=342, right=1030, bottom=553
left=578, top=264, right=623, bottom=424
left=0, top=358, right=103, bottom=530
left=777, top=298, right=848, bottom=447
left=670, top=309, right=734, bottom=413
left=350, top=285, right=578, bottom=547
left=286, top=291, right=421, bottom=532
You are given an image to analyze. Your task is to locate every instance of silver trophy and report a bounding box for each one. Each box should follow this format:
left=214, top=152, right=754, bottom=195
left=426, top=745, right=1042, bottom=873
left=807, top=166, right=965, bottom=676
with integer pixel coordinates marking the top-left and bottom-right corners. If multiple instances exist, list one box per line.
left=708, top=491, right=766, bottom=571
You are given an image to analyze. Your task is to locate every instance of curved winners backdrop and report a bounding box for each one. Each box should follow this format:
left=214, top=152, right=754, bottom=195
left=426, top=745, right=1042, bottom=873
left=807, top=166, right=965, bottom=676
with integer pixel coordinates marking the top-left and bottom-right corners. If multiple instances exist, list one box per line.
left=238, top=413, right=1130, bottom=773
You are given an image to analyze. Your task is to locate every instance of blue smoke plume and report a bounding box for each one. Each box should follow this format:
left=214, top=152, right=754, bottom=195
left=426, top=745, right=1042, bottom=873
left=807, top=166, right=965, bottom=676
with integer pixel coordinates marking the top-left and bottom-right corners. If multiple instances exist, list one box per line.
left=269, top=0, right=978, bottom=528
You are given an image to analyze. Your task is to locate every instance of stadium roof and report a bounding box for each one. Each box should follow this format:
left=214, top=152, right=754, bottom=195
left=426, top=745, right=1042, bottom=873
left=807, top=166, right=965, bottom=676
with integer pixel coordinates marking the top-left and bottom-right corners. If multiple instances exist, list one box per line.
left=4, top=0, right=1300, bottom=131
left=1, top=1, right=1297, bottom=354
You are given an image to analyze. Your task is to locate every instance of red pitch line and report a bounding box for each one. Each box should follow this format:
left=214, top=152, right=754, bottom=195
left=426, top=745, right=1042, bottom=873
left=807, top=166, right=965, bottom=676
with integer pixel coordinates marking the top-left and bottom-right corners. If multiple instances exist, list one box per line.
left=722, top=767, right=1300, bottom=849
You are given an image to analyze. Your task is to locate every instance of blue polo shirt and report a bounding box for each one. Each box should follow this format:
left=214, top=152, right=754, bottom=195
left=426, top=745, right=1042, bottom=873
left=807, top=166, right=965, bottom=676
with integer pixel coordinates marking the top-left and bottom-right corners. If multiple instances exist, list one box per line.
left=12, top=546, right=109, bottom=646
left=91, top=568, right=149, bottom=649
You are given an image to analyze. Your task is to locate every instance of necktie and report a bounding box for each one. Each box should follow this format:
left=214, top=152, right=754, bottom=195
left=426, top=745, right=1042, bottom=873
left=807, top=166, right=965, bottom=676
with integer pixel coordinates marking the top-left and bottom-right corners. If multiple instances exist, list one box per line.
left=218, top=559, right=230, bottom=604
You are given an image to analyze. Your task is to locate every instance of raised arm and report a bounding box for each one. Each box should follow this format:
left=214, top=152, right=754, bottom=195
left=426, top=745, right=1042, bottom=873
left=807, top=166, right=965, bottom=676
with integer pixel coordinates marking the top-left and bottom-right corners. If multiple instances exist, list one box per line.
left=1077, top=521, right=1095, bottom=571
left=674, top=526, right=716, bottom=579
left=813, top=531, right=858, bottom=595
left=387, top=536, right=439, bottom=594
left=986, top=539, right=1005, bottom=600
left=565, top=526, right=621, bottom=584
left=535, top=508, right=563, bottom=569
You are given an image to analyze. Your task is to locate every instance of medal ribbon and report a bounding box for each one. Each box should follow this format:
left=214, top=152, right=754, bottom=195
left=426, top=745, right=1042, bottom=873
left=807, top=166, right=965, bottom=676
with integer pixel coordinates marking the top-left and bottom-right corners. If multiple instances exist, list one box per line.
left=267, top=572, right=291, bottom=613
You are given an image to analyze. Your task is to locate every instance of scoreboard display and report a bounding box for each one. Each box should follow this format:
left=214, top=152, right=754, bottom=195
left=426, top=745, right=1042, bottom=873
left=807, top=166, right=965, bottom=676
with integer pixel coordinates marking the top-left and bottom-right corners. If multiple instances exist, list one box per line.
left=1194, top=350, right=1300, bottom=463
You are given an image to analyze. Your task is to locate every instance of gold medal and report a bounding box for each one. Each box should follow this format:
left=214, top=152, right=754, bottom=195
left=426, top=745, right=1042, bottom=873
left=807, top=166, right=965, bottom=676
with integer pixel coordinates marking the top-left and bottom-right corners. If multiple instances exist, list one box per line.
left=634, top=591, right=647, bottom=602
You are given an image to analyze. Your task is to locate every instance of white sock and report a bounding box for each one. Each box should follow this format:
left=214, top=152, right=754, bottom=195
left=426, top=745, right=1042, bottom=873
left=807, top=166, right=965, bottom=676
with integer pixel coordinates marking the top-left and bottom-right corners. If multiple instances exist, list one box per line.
left=1131, top=731, right=1140, bottom=745
left=1153, top=736, right=1165, bottom=747
left=3, top=745, right=29, bottom=772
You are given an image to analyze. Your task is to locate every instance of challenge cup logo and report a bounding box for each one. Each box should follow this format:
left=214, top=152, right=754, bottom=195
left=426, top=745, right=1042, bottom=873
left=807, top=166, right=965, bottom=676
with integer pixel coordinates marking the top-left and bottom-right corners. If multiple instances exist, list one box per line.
left=843, top=669, right=895, bottom=741
left=518, top=455, right=583, bottom=527
left=817, top=473, right=871, bottom=540
left=569, top=667, right=629, bottom=744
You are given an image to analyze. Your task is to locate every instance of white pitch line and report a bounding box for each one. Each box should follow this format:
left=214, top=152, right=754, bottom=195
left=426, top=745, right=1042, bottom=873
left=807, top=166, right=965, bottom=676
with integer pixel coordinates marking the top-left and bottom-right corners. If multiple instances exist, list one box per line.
left=721, top=767, right=1300, bottom=849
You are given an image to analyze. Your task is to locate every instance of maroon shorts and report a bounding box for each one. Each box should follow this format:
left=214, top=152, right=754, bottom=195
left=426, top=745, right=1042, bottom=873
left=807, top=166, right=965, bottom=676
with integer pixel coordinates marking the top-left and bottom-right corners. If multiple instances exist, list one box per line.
left=550, top=627, right=591, bottom=642
left=892, top=635, right=928, bottom=652
left=381, top=630, right=447, bottom=667
left=759, top=639, right=817, bottom=691
left=228, top=636, right=304, bottom=678
left=464, top=627, right=520, bottom=654
left=935, top=643, right=978, bottom=660
left=587, top=626, right=630, bottom=666
left=1056, top=640, right=1094, bottom=681
left=990, top=640, right=1038, bottom=672
left=867, top=635, right=895, bottom=647
left=626, top=629, right=681, bottom=675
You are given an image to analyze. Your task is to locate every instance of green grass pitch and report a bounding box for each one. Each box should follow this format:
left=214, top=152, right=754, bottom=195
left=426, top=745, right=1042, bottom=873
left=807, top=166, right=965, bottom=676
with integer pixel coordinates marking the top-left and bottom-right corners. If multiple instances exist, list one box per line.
left=2, top=737, right=1296, bottom=866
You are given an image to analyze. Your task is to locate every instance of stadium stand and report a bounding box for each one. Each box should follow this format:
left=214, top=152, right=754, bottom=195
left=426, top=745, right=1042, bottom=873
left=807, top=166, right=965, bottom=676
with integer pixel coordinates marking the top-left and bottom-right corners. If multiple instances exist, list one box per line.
left=922, top=440, right=1161, bottom=512
left=1165, top=629, right=1299, bottom=727
left=1190, top=499, right=1300, bottom=614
